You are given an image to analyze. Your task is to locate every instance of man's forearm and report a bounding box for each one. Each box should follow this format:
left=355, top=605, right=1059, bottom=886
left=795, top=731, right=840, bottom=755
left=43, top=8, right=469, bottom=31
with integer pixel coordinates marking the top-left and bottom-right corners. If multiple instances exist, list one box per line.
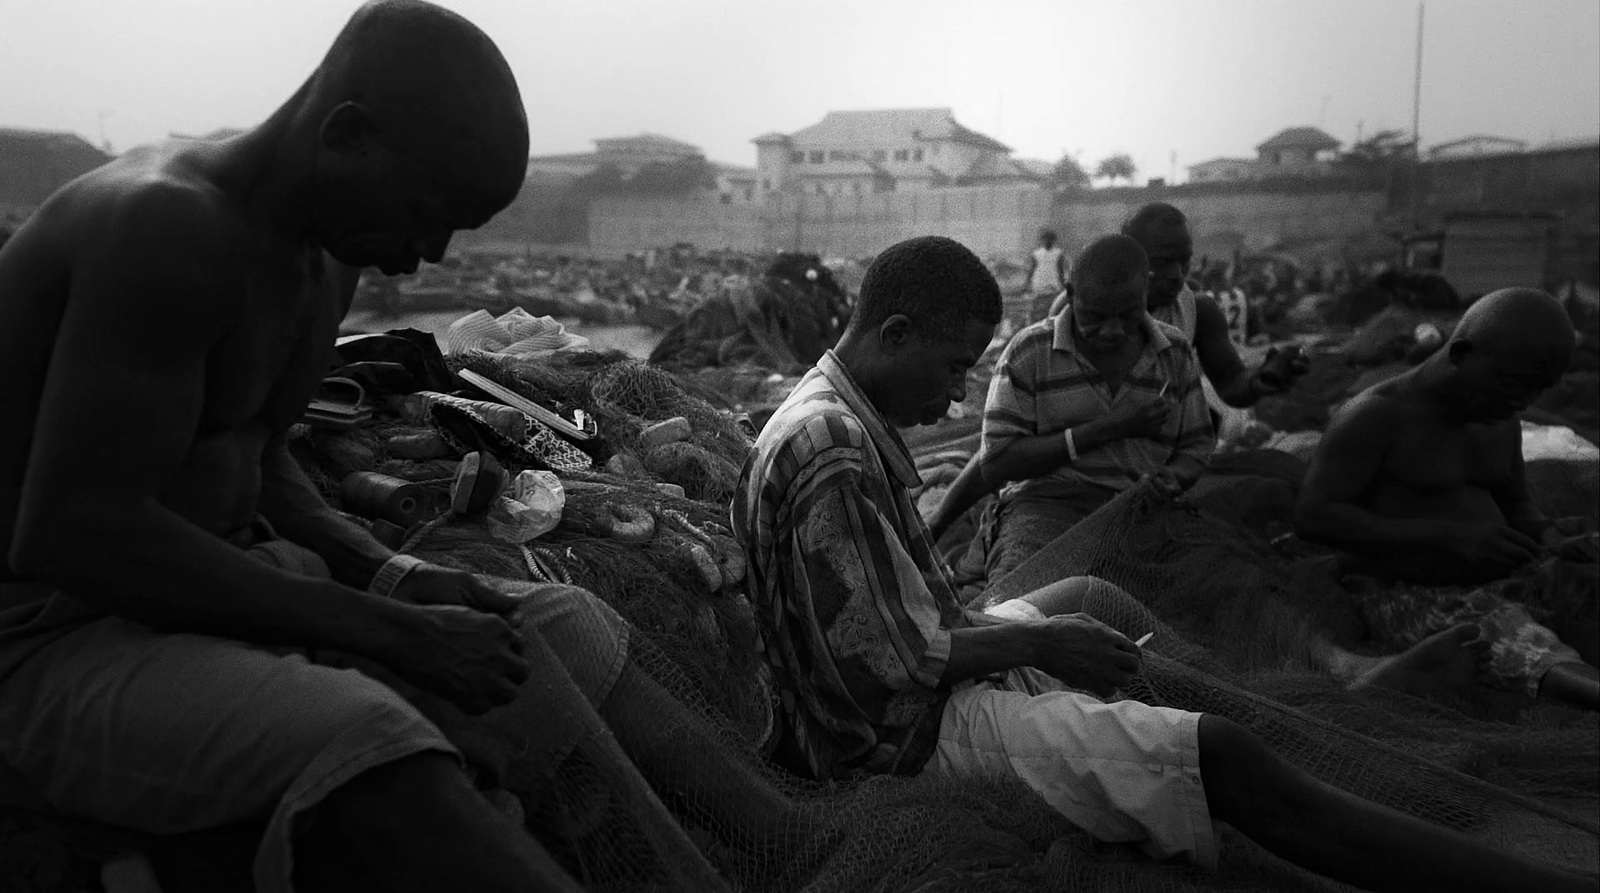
left=1296, top=503, right=1457, bottom=555
left=258, top=442, right=394, bottom=588
left=927, top=456, right=994, bottom=539
left=15, top=497, right=416, bottom=659
left=1213, top=369, right=1261, bottom=408
left=989, top=418, right=1120, bottom=484
left=941, top=622, right=1044, bottom=684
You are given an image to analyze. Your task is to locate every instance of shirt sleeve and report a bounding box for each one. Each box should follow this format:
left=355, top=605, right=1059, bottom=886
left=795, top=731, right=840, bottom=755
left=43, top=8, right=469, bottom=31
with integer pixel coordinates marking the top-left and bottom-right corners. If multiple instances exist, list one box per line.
left=788, top=453, right=952, bottom=710
left=1164, top=346, right=1215, bottom=489
left=981, top=334, right=1044, bottom=457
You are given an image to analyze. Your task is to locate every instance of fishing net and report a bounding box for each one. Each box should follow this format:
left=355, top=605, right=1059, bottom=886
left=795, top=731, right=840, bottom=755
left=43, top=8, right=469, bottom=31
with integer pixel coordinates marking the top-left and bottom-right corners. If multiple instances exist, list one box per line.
left=18, top=347, right=1597, bottom=893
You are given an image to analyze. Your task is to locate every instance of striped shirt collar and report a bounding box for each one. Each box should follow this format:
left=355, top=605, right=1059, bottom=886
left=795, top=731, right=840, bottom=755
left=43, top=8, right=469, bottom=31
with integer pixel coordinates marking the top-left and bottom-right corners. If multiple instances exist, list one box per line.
left=1051, top=308, right=1173, bottom=356
left=816, top=350, right=922, bottom=490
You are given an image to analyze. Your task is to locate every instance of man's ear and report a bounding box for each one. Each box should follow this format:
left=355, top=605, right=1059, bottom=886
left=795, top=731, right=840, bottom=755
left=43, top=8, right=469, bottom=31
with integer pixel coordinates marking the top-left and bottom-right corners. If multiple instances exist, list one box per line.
left=878, top=314, right=914, bottom=352
left=320, top=101, right=382, bottom=153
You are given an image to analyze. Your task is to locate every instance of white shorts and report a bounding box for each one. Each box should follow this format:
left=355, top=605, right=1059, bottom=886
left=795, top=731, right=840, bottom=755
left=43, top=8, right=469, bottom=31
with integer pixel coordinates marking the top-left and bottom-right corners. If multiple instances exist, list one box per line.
left=929, top=613, right=1216, bottom=868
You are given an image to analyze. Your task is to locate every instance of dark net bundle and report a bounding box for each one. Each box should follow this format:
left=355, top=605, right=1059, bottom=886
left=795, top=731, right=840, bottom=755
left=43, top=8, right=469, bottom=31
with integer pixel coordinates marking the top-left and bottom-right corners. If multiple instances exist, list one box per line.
left=979, top=485, right=1599, bottom=878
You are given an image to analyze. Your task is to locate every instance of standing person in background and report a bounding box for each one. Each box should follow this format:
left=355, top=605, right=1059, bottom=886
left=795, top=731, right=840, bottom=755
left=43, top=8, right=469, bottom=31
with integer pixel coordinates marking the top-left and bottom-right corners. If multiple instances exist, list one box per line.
left=1022, top=229, right=1069, bottom=323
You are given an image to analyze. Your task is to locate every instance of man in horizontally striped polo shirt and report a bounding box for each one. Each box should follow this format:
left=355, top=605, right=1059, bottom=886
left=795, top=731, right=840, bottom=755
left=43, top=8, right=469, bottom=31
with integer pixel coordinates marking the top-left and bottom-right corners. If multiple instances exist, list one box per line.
left=971, top=234, right=1214, bottom=585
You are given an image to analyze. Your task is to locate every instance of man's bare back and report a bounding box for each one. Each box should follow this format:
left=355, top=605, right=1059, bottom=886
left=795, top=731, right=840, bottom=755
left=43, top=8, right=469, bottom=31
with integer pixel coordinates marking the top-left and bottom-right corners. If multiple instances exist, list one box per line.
left=0, top=142, right=351, bottom=563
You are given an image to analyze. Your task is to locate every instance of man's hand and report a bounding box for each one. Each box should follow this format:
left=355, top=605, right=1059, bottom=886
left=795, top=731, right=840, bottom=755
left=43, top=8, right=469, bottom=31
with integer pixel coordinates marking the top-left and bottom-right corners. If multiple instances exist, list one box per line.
left=381, top=604, right=531, bottom=715
left=1252, top=344, right=1311, bottom=397
left=1542, top=517, right=1600, bottom=564
left=391, top=562, right=525, bottom=617
left=1103, top=396, right=1169, bottom=441
left=1445, top=522, right=1541, bottom=576
left=1137, top=471, right=1184, bottom=500
left=1027, top=614, right=1143, bottom=697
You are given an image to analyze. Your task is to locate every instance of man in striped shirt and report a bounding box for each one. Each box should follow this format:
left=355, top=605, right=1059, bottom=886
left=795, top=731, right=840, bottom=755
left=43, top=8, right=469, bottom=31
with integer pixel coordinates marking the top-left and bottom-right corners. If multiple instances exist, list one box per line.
left=967, top=235, right=1214, bottom=584
left=733, top=235, right=1582, bottom=891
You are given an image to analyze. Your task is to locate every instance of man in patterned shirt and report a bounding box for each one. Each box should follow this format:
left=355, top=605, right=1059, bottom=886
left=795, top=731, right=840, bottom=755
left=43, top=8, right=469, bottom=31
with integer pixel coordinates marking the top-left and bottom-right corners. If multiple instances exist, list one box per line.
left=954, top=234, right=1213, bottom=585
left=732, top=234, right=1589, bottom=891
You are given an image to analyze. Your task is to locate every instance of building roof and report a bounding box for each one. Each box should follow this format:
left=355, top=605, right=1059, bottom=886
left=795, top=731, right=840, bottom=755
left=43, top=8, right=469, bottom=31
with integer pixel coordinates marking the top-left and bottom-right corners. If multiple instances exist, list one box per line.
left=527, top=151, right=605, bottom=164
left=786, top=108, right=1010, bottom=153
left=715, top=163, right=758, bottom=180
left=594, top=132, right=701, bottom=153
left=1428, top=134, right=1525, bottom=153
left=1187, top=157, right=1256, bottom=170
left=1256, top=127, right=1340, bottom=153
left=752, top=131, right=790, bottom=145
left=0, top=126, right=110, bottom=157
left=960, top=153, right=1046, bottom=182
left=1534, top=135, right=1600, bottom=153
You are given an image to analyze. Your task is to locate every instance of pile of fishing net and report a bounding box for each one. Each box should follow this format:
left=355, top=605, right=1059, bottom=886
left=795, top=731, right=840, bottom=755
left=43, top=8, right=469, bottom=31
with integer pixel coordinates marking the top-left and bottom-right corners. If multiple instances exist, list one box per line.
left=423, top=484, right=1599, bottom=893
left=647, top=254, right=849, bottom=375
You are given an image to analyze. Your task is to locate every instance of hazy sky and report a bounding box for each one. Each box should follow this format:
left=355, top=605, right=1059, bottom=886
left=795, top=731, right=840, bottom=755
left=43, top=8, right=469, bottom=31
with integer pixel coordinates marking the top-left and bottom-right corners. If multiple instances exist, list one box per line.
left=3, top=0, right=1596, bottom=182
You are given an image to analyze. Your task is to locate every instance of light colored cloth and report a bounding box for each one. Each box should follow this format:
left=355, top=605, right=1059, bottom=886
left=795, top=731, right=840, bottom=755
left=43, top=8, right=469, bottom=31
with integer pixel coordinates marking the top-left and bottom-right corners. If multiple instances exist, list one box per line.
left=1152, top=286, right=1257, bottom=444
left=929, top=667, right=1216, bottom=868
left=443, top=307, right=590, bottom=357
left=733, top=350, right=966, bottom=779
left=981, top=312, right=1214, bottom=501
left=0, top=538, right=629, bottom=893
left=982, top=597, right=1046, bottom=622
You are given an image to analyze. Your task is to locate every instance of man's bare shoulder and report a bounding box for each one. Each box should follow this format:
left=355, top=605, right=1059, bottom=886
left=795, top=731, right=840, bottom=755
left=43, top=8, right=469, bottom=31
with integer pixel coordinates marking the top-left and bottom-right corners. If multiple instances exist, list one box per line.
left=1327, top=380, right=1409, bottom=439
left=39, top=144, right=250, bottom=259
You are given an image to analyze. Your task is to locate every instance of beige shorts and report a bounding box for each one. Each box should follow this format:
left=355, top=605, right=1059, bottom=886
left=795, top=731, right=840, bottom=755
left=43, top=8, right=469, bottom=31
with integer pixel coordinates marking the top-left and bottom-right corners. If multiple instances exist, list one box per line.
left=0, top=540, right=629, bottom=893
left=928, top=651, right=1215, bottom=867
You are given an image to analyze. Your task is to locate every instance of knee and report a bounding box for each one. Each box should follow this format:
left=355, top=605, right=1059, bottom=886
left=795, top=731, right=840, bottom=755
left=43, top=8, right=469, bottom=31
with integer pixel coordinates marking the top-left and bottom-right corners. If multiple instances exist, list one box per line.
left=1197, top=715, right=1308, bottom=818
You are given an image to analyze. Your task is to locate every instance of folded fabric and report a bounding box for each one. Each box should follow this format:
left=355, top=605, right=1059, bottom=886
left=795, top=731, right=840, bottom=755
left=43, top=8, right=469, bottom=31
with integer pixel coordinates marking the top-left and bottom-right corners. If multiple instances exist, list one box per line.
left=426, top=395, right=593, bottom=473
left=443, top=308, right=590, bottom=358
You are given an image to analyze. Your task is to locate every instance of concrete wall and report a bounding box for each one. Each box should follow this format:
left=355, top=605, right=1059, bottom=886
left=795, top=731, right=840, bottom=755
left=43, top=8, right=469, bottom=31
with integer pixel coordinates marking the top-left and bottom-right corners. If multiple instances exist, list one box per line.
left=589, top=194, right=764, bottom=258
left=760, top=185, right=1051, bottom=258
left=1050, top=186, right=1389, bottom=258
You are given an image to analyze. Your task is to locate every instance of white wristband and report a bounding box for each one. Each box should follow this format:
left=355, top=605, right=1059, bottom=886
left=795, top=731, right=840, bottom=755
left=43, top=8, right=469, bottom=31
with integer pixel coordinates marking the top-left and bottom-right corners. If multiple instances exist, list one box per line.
left=1063, top=427, right=1079, bottom=463
left=369, top=553, right=425, bottom=597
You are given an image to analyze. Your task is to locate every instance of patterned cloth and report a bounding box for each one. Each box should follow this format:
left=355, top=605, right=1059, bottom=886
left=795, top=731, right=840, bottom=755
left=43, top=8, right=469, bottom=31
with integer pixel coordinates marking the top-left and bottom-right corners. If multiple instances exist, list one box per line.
left=733, top=351, right=969, bottom=781
left=982, top=312, right=1213, bottom=502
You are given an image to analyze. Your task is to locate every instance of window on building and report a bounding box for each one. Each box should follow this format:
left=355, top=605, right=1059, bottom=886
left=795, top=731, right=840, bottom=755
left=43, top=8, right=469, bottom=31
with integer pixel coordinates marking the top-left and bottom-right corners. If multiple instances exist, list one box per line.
left=852, top=181, right=862, bottom=194
left=719, top=193, right=732, bottom=205
left=913, top=148, right=924, bottom=162
left=744, top=187, right=754, bottom=201
left=815, top=184, right=826, bottom=195
left=789, top=151, right=804, bottom=164
left=762, top=179, right=771, bottom=190
left=829, top=151, right=846, bottom=161
left=932, top=145, right=941, bottom=157
left=872, top=149, right=887, bottom=162
left=893, top=149, right=909, bottom=161
left=809, top=151, right=825, bottom=163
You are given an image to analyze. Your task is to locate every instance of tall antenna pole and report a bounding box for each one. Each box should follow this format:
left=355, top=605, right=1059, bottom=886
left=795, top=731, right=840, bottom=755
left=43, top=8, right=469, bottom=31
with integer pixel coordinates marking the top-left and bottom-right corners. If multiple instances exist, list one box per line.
left=1408, top=3, right=1425, bottom=231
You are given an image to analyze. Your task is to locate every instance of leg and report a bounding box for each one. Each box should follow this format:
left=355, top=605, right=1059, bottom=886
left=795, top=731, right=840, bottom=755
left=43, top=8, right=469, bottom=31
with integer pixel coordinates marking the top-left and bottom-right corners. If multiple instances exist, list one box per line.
left=1330, top=623, right=1489, bottom=700
left=1537, top=662, right=1600, bottom=711
left=1198, top=715, right=1592, bottom=892
left=297, top=752, right=582, bottom=893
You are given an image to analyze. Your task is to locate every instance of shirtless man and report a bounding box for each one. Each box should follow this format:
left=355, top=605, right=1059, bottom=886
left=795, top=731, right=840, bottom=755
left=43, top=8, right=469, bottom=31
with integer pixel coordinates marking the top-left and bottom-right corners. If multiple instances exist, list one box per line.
left=0, top=3, right=786, bottom=890
left=1296, top=288, right=1599, bottom=710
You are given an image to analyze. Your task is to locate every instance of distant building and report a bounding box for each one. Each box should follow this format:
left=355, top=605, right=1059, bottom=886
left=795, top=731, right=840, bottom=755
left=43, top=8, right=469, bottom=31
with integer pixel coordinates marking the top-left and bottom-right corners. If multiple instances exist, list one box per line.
left=1254, top=126, right=1340, bottom=176
left=715, top=163, right=759, bottom=204
left=1425, top=135, right=1527, bottom=160
left=753, top=108, right=1047, bottom=197
left=1186, top=157, right=1258, bottom=184
left=0, top=127, right=114, bottom=220
left=526, top=132, right=709, bottom=182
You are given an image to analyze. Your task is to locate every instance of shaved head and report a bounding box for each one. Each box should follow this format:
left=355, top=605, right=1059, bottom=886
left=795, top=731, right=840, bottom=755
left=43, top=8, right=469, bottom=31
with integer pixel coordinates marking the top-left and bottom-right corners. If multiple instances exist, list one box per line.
left=1451, top=287, right=1575, bottom=373
left=308, top=0, right=530, bottom=210
left=1072, top=234, right=1150, bottom=302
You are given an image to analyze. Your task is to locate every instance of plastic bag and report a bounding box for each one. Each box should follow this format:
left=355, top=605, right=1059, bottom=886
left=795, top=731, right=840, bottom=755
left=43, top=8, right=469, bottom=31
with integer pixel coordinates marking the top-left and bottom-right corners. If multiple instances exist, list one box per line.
left=487, top=470, right=566, bottom=543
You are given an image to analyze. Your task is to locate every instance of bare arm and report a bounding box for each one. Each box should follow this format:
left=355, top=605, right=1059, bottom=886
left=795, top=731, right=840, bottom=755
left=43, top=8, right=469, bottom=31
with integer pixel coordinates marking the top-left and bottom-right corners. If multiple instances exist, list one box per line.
left=943, top=615, right=1141, bottom=696
left=1293, top=396, right=1454, bottom=553
left=9, top=184, right=413, bottom=655
left=1492, top=428, right=1550, bottom=543
left=1193, top=294, right=1258, bottom=407
left=257, top=435, right=394, bottom=590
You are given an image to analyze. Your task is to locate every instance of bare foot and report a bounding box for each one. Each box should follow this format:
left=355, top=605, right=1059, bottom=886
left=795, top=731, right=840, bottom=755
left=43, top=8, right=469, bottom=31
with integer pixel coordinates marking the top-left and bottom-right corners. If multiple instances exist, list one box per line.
left=1349, top=623, right=1488, bottom=699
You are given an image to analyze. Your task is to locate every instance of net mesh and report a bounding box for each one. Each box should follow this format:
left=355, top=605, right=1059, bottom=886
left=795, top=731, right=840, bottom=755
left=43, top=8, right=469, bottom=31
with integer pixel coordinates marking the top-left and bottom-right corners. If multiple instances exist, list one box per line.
left=18, top=351, right=1595, bottom=893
